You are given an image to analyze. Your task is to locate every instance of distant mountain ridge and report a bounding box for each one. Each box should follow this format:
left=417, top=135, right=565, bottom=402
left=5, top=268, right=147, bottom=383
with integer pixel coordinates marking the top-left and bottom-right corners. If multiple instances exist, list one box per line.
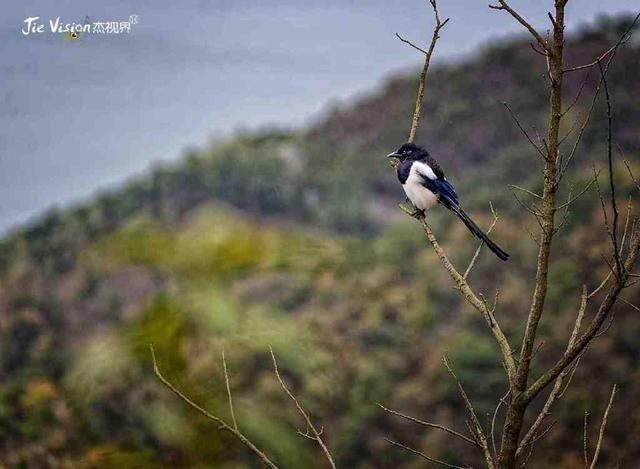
left=2, top=15, right=638, bottom=274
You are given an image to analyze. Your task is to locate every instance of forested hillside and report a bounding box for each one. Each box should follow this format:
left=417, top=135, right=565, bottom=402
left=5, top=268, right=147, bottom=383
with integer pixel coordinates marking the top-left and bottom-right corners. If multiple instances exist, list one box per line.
left=0, top=15, right=639, bottom=468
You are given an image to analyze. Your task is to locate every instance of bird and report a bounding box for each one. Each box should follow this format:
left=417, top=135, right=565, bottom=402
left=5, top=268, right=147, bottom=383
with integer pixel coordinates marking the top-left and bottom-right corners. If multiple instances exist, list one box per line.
left=387, top=142, right=509, bottom=261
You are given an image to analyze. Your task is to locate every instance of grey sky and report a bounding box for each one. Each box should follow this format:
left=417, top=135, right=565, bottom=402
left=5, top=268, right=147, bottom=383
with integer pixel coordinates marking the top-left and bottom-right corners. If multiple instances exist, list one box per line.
left=0, top=0, right=636, bottom=234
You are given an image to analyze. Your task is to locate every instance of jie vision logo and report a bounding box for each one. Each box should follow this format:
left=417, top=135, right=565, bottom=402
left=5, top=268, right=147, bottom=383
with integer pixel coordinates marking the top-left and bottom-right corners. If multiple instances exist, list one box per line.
left=22, top=15, right=139, bottom=40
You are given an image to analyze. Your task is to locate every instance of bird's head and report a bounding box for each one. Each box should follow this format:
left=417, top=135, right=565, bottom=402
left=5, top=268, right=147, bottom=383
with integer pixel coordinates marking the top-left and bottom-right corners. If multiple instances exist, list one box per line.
left=386, top=143, right=427, bottom=165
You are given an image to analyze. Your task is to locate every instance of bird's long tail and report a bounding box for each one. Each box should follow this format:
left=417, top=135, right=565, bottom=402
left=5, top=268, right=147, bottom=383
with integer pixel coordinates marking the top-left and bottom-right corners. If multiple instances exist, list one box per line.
left=449, top=205, right=509, bottom=261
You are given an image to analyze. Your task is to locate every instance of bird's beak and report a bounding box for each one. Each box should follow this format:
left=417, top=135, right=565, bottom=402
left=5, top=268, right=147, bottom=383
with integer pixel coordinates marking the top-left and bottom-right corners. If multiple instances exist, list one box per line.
left=386, top=151, right=400, bottom=168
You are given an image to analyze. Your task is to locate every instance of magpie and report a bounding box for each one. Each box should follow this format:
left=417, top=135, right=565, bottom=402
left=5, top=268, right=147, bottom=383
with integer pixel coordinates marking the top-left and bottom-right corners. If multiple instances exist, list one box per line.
left=387, top=142, right=509, bottom=261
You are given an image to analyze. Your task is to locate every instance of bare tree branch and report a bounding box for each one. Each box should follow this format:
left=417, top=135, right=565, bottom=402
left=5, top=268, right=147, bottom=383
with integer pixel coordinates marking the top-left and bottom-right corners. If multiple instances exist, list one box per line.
left=509, top=187, right=544, bottom=223
left=488, top=0, right=550, bottom=53
left=598, top=59, right=622, bottom=275
left=464, top=203, right=500, bottom=280
left=391, top=3, right=638, bottom=467
left=222, top=347, right=238, bottom=431
left=443, top=355, right=496, bottom=469
left=400, top=204, right=517, bottom=382
left=493, top=3, right=573, bottom=466
left=588, top=384, right=617, bottom=469
left=525, top=233, right=640, bottom=401
left=395, top=32, right=429, bottom=55
left=516, top=286, right=587, bottom=457
left=491, top=390, right=510, bottom=459
left=404, top=0, right=450, bottom=143
left=618, top=296, right=640, bottom=313
left=378, top=403, right=479, bottom=447
left=623, top=159, right=640, bottom=193
left=150, top=345, right=279, bottom=469
left=385, top=438, right=471, bottom=469
left=503, top=102, right=546, bottom=158
left=561, top=70, right=590, bottom=117
left=557, top=12, right=640, bottom=181
left=509, top=185, right=543, bottom=200
left=555, top=173, right=599, bottom=210
left=563, top=12, right=640, bottom=73
left=557, top=55, right=615, bottom=182
left=583, top=411, right=590, bottom=468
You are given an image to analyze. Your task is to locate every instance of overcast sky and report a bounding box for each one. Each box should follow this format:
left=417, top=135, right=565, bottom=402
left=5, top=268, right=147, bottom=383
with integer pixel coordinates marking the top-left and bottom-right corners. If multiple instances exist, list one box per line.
left=0, top=0, right=637, bottom=234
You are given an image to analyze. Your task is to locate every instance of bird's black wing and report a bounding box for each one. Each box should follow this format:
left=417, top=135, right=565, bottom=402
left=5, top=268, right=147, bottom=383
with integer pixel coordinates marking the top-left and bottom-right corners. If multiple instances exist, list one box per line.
left=422, top=154, right=446, bottom=180
left=413, top=165, right=459, bottom=207
left=415, top=164, right=508, bottom=261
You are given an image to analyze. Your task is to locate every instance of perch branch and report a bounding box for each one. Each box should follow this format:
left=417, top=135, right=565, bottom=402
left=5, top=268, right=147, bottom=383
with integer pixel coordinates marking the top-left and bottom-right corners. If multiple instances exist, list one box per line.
left=401, top=206, right=516, bottom=382
left=404, top=0, right=449, bottom=143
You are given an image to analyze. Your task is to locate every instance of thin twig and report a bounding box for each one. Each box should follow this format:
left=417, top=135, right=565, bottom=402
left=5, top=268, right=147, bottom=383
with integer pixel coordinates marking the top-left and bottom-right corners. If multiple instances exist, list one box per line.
left=488, top=0, right=549, bottom=53
left=561, top=69, right=590, bottom=117
left=405, top=0, right=450, bottom=143
left=598, top=59, right=621, bottom=275
left=559, top=114, right=583, bottom=146
left=385, top=438, right=470, bottom=469
left=509, top=187, right=544, bottom=226
left=589, top=269, right=614, bottom=298
left=589, top=384, right=617, bottom=469
left=525, top=234, right=640, bottom=402
left=528, top=420, right=556, bottom=447
left=593, top=168, right=614, bottom=273
left=269, top=346, right=336, bottom=469
left=584, top=411, right=590, bottom=468
left=558, top=12, right=640, bottom=181
left=463, top=203, right=500, bottom=279
left=517, top=286, right=587, bottom=457
left=503, top=102, right=546, bottom=158
left=555, top=184, right=573, bottom=234
left=563, top=12, right=640, bottom=73
left=491, top=390, right=510, bottom=459
left=618, top=296, right=640, bottom=313
left=378, top=403, right=479, bottom=447
left=395, top=32, right=429, bottom=55
left=557, top=356, right=582, bottom=399
left=557, top=54, right=615, bottom=182
left=222, top=347, right=238, bottom=431
left=593, top=309, right=617, bottom=338
left=443, top=355, right=496, bottom=469
left=623, top=159, right=640, bottom=193
left=556, top=173, right=599, bottom=210
left=509, top=185, right=543, bottom=200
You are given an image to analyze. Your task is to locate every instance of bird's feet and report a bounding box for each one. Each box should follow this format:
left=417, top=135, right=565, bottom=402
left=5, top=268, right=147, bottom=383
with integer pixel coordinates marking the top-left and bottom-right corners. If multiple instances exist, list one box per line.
left=401, top=199, right=425, bottom=219
left=409, top=207, right=425, bottom=219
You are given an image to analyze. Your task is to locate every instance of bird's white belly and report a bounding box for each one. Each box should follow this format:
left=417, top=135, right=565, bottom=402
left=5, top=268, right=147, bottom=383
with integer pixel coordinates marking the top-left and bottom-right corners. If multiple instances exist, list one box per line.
left=402, top=180, right=438, bottom=211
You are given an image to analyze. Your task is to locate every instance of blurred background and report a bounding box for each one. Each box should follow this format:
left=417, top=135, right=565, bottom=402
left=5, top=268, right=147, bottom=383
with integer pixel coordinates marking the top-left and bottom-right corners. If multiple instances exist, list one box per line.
left=1, top=1, right=639, bottom=467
